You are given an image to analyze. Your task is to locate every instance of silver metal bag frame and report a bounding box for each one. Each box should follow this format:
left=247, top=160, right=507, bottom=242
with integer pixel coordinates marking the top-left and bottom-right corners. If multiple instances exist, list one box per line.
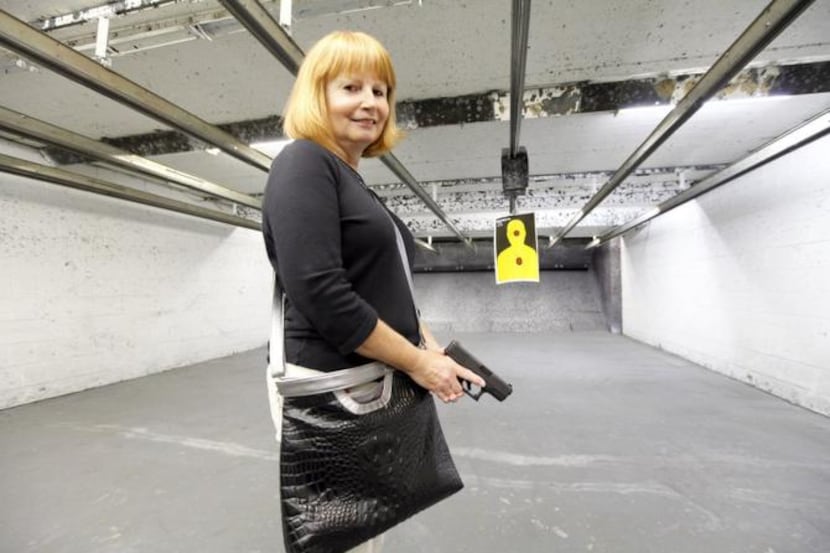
left=268, top=280, right=390, bottom=398
left=277, top=362, right=389, bottom=398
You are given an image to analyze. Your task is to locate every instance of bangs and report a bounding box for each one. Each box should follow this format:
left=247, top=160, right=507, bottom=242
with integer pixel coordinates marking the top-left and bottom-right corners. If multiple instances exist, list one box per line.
left=318, top=32, right=396, bottom=90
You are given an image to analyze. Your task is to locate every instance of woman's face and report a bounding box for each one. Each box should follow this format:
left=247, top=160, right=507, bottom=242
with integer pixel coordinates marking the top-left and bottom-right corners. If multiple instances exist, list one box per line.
left=325, top=71, right=390, bottom=165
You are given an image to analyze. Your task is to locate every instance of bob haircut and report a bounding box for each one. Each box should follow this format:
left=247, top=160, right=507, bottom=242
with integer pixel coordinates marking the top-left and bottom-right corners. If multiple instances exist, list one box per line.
left=282, top=31, right=403, bottom=159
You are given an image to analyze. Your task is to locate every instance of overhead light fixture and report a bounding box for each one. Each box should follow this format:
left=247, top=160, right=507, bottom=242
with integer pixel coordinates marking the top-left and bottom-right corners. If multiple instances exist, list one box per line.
left=251, top=138, right=294, bottom=157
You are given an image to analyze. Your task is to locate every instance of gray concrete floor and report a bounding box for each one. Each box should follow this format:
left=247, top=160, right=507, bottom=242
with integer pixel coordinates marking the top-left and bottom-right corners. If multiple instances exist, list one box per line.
left=2, top=331, right=829, bottom=553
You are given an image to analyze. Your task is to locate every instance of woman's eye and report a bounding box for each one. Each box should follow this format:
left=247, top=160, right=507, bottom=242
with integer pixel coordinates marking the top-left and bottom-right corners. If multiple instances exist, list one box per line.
left=374, top=89, right=386, bottom=97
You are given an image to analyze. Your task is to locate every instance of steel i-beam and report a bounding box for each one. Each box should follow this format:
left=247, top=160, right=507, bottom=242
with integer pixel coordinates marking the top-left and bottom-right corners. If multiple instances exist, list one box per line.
left=509, top=0, right=531, bottom=158
left=591, top=109, right=830, bottom=247
left=0, top=153, right=261, bottom=230
left=0, top=106, right=262, bottom=209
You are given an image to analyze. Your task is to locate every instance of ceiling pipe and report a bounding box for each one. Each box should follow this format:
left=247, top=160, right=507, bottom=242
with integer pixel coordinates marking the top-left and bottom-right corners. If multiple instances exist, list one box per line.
left=0, top=9, right=272, bottom=171
left=509, top=0, right=531, bottom=158
left=217, top=0, right=473, bottom=248
left=589, top=109, right=830, bottom=248
left=38, top=0, right=174, bottom=31
left=0, top=106, right=262, bottom=209
left=0, top=153, right=261, bottom=230
left=547, top=0, right=817, bottom=247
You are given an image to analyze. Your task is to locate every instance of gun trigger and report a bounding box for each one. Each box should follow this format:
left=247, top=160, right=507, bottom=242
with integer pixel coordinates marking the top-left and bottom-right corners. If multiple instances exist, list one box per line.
left=461, top=379, right=483, bottom=401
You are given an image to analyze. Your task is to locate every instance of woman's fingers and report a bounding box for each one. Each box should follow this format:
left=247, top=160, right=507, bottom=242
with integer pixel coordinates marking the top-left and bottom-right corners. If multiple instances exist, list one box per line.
left=409, top=349, right=485, bottom=403
left=455, top=365, right=486, bottom=388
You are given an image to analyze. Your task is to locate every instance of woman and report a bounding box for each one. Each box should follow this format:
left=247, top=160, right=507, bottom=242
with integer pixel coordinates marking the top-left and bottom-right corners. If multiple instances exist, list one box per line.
left=261, top=31, right=484, bottom=553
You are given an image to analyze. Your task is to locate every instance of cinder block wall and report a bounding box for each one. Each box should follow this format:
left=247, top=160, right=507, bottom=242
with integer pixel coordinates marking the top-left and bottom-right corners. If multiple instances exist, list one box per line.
left=0, top=151, right=272, bottom=409
left=621, top=136, right=830, bottom=416
left=415, top=271, right=606, bottom=333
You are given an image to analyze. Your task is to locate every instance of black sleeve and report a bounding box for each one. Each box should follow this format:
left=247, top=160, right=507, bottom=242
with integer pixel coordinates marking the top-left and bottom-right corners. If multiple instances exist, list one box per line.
left=262, top=142, right=379, bottom=355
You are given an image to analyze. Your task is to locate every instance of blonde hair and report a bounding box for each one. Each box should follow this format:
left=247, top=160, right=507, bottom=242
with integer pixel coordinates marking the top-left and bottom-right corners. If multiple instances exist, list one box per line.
left=282, top=31, right=403, bottom=159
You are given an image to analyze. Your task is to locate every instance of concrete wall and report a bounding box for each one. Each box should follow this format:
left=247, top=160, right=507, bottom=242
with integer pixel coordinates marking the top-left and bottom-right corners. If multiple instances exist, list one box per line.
left=621, top=136, right=830, bottom=416
left=0, top=145, right=272, bottom=409
left=415, top=271, right=606, bottom=333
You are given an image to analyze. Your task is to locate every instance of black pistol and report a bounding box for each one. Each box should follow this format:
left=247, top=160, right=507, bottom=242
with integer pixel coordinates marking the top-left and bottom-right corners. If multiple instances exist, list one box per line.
left=445, top=340, right=513, bottom=401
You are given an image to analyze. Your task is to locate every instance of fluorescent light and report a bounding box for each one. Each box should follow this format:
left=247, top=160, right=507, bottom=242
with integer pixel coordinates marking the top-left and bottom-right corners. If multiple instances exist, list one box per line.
left=252, top=139, right=294, bottom=157
left=616, top=104, right=674, bottom=117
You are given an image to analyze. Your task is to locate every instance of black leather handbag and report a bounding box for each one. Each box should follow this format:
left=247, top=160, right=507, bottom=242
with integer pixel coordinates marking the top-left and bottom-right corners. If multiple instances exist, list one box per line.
left=277, top=367, right=463, bottom=553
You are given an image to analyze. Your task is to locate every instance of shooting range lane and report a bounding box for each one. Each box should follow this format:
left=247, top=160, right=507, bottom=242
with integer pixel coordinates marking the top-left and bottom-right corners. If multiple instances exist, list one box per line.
left=2, top=332, right=828, bottom=553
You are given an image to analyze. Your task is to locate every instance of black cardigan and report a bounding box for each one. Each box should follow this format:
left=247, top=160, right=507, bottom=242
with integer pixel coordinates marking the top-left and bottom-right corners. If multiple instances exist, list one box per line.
left=262, top=139, right=420, bottom=371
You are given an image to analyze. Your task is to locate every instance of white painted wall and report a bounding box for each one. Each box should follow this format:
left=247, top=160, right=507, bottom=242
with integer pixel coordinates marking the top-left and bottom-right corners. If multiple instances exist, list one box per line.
left=0, top=145, right=272, bottom=409
left=621, top=136, right=830, bottom=416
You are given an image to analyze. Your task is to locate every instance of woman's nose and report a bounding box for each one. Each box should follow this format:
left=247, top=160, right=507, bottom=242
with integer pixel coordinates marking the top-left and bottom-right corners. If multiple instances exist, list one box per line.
left=359, top=88, right=377, bottom=108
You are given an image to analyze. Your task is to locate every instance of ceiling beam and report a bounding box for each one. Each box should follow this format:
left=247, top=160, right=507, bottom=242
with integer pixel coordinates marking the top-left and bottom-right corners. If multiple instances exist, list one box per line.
left=547, top=0, right=818, bottom=246
left=509, top=0, right=531, bottom=157
left=0, top=153, right=261, bottom=230
left=0, top=8, right=272, bottom=171
left=591, top=109, right=830, bottom=247
left=0, top=106, right=261, bottom=209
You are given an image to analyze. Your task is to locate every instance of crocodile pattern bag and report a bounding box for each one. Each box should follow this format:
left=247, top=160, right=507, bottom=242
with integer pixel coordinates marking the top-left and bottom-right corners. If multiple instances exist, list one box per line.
left=279, top=370, right=463, bottom=553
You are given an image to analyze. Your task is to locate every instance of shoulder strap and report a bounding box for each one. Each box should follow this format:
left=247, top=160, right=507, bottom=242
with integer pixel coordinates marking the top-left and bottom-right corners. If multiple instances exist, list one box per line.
left=391, top=221, right=417, bottom=304
left=268, top=274, right=286, bottom=378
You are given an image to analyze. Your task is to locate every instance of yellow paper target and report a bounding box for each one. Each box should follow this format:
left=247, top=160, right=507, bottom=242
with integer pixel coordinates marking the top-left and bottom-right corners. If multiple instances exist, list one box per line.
left=494, top=213, right=539, bottom=284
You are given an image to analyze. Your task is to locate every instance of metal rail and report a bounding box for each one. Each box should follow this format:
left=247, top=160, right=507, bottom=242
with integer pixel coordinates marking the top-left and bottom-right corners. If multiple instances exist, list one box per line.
left=0, top=106, right=261, bottom=209
left=0, top=153, right=261, bottom=230
left=378, top=155, right=471, bottom=246
left=217, top=0, right=473, bottom=247
left=509, top=0, right=531, bottom=158
left=590, top=109, right=830, bottom=247
left=547, top=0, right=816, bottom=246
left=0, top=9, right=272, bottom=171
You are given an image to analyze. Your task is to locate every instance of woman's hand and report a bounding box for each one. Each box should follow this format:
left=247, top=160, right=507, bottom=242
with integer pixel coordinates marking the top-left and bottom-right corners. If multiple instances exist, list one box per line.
left=355, top=319, right=485, bottom=403
left=409, top=348, right=485, bottom=403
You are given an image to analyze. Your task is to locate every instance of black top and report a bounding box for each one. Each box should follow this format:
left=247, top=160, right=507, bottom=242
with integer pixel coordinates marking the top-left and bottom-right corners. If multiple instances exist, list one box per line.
left=262, top=139, right=419, bottom=371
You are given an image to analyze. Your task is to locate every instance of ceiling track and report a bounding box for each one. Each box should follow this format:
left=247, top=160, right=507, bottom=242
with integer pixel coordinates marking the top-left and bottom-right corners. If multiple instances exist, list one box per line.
left=509, top=0, right=531, bottom=158
left=548, top=0, right=818, bottom=246
left=0, top=152, right=261, bottom=230
left=591, top=109, right=830, bottom=247
left=0, top=106, right=261, bottom=209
